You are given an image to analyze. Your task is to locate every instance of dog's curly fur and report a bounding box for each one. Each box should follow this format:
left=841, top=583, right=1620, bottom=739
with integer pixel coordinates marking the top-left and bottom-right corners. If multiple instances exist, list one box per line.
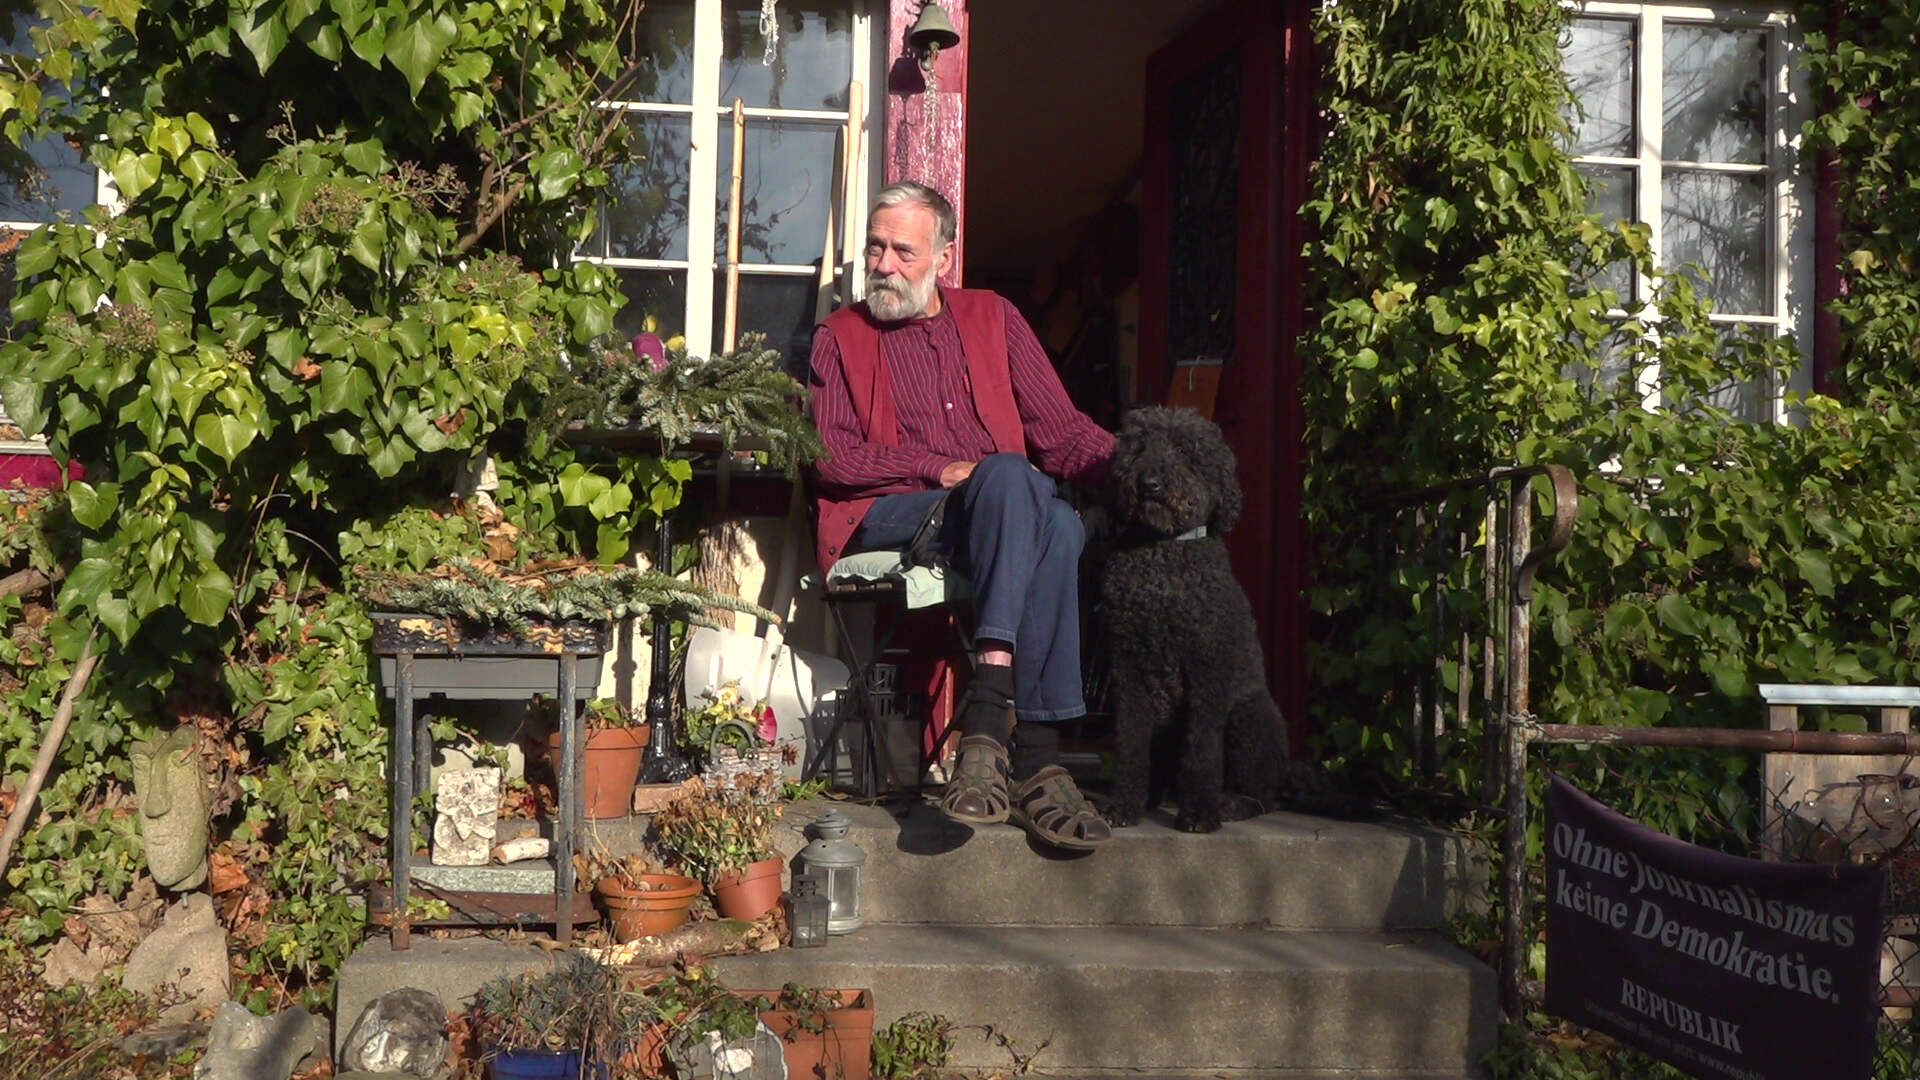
left=1101, top=406, right=1323, bottom=833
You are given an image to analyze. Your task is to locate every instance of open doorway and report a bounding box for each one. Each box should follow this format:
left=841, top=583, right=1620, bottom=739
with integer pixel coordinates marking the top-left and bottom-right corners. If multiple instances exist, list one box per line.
left=963, top=0, right=1221, bottom=430
left=962, top=0, right=1313, bottom=749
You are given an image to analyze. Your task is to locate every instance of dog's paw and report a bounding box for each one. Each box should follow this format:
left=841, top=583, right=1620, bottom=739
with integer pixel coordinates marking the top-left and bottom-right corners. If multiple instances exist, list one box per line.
left=1220, top=794, right=1266, bottom=822
left=1104, top=801, right=1146, bottom=828
left=1174, top=808, right=1222, bottom=833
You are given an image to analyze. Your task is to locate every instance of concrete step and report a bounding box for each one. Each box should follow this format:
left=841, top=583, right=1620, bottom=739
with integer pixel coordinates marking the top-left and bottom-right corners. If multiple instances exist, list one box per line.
left=578, top=799, right=1487, bottom=931
left=1011, top=1073, right=1484, bottom=1080
left=711, top=923, right=1498, bottom=1073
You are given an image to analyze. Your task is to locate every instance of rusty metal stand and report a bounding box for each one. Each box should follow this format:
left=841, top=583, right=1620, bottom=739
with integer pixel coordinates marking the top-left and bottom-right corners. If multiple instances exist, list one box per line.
left=373, top=615, right=608, bottom=949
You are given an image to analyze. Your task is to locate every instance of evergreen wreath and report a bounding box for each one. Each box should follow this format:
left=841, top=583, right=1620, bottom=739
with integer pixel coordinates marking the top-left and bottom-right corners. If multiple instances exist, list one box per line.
left=540, top=334, right=825, bottom=474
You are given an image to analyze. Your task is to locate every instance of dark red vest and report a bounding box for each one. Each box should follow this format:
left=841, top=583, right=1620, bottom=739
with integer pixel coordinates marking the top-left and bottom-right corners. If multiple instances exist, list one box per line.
left=812, top=288, right=1026, bottom=574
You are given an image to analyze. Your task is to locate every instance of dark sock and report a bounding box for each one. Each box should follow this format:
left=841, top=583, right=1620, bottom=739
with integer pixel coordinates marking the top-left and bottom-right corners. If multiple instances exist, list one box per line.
left=1011, top=723, right=1059, bottom=782
left=963, top=662, right=1016, bottom=745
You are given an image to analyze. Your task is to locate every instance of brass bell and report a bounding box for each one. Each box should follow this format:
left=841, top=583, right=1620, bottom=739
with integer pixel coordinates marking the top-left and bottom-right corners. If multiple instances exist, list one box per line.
left=909, top=2, right=960, bottom=69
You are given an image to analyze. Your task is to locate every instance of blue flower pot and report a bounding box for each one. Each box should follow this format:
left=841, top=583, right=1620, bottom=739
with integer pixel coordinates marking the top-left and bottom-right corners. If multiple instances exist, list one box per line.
left=490, top=1048, right=583, bottom=1080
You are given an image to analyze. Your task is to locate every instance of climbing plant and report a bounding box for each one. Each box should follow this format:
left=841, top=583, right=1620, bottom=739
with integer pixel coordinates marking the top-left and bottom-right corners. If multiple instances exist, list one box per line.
left=1304, top=2, right=1920, bottom=1073
left=0, top=0, right=731, bottom=1011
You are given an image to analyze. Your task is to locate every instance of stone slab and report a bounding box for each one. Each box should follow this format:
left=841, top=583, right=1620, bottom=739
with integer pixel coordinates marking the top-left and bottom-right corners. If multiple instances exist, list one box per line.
left=411, top=862, right=556, bottom=894
left=712, top=924, right=1498, bottom=1072
left=331, top=938, right=569, bottom=1060
left=591, top=800, right=1489, bottom=931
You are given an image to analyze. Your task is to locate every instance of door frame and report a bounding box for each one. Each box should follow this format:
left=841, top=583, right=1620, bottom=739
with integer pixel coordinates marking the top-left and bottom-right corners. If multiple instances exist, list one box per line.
left=1138, top=0, right=1313, bottom=750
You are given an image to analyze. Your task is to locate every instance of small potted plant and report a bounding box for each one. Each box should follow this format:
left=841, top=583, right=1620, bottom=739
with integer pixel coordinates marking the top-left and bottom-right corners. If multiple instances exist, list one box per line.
left=737, top=983, right=878, bottom=1080
left=590, top=850, right=701, bottom=942
left=650, top=772, right=784, bottom=919
left=679, top=679, right=786, bottom=782
left=469, top=954, right=649, bottom=1079
left=540, top=696, right=649, bottom=820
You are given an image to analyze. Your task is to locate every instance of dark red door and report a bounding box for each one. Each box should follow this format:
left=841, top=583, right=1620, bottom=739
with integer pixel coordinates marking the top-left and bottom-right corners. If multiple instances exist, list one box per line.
left=1138, top=0, right=1313, bottom=750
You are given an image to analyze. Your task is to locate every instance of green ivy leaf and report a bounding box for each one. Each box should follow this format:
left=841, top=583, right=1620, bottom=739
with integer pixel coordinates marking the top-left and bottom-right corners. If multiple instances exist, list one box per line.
left=1792, top=550, right=1835, bottom=598
left=558, top=463, right=611, bottom=507
left=67, top=481, right=119, bottom=529
left=532, top=147, right=584, bottom=201
left=1654, top=592, right=1702, bottom=637
left=180, top=569, right=235, bottom=626
left=193, top=413, right=260, bottom=463
left=95, top=595, right=135, bottom=643
left=60, top=558, right=116, bottom=614
left=348, top=215, right=387, bottom=271
left=384, top=13, right=459, bottom=97
left=237, top=0, right=293, bottom=73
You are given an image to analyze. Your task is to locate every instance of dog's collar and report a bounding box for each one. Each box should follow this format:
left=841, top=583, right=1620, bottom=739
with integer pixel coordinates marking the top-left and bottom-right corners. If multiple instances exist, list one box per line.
left=1174, top=526, right=1208, bottom=541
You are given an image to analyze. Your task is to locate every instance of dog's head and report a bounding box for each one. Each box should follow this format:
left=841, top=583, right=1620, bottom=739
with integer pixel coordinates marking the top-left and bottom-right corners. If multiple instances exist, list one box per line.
left=1108, top=406, right=1242, bottom=538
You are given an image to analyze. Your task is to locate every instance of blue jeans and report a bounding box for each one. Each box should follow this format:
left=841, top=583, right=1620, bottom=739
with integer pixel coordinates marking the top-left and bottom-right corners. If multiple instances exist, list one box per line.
left=850, top=453, right=1088, bottom=723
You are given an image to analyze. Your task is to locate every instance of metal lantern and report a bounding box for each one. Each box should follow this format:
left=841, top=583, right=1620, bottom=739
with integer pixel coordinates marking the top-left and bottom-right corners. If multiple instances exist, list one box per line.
left=788, top=872, right=830, bottom=948
left=796, top=808, right=867, bottom=934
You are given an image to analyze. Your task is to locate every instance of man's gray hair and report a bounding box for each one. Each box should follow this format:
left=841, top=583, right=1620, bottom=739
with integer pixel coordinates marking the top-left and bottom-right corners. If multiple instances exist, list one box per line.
left=872, top=181, right=956, bottom=247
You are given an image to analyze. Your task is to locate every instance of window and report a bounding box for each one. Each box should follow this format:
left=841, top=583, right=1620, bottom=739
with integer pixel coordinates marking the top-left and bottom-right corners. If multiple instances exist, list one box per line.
left=576, top=0, right=875, bottom=368
left=1, top=13, right=107, bottom=346
left=1563, top=2, right=1811, bottom=420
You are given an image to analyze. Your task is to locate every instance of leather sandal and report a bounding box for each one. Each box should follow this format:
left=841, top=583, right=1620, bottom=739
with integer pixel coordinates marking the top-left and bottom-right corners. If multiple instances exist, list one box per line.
left=1011, top=765, right=1112, bottom=850
left=940, top=735, right=1012, bottom=825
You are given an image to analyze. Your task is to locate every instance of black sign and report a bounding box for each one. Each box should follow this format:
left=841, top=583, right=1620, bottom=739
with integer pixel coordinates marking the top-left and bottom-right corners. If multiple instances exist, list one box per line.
left=1545, top=774, right=1884, bottom=1080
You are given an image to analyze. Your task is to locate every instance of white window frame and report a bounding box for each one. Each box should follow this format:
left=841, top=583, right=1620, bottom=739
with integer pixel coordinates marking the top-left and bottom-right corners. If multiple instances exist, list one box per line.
left=1569, top=1, right=1813, bottom=421
left=578, top=0, right=878, bottom=358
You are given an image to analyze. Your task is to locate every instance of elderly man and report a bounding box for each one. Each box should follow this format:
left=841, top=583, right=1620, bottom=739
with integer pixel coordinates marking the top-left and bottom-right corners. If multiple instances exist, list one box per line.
left=807, top=181, right=1113, bottom=851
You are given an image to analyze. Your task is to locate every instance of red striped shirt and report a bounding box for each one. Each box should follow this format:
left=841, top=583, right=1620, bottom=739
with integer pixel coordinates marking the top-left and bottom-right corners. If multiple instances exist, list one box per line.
left=807, top=292, right=1114, bottom=499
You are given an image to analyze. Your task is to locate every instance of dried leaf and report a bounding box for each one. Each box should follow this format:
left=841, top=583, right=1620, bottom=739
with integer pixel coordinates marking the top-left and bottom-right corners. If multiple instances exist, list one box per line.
left=292, top=356, right=322, bottom=380
left=208, top=850, right=249, bottom=894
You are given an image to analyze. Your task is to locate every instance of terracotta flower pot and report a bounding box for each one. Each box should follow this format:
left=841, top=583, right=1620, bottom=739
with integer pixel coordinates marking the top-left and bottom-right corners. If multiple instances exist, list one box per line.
left=596, top=872, right=700, bottom=941
left=548, top=726, right=649, bottom=819
left=709, top=856, right=783, bottom=920
left=739, top=988, right=875, bottom=1080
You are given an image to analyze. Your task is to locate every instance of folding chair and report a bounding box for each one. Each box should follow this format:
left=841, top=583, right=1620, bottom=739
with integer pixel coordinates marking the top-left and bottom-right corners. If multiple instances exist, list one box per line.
left=803, top=551, right=975, bottom=798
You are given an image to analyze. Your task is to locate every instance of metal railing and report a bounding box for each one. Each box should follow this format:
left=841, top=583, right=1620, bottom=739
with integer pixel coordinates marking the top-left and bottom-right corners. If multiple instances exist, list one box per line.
left=1376, top=463, right=1578, bottom=799
left=1382, top=467, right=1920, bottom=1072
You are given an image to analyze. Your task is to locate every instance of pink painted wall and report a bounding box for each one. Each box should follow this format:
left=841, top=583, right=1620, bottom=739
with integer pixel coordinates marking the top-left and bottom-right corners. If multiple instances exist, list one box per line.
left=885, top=0, right=968, bottom=285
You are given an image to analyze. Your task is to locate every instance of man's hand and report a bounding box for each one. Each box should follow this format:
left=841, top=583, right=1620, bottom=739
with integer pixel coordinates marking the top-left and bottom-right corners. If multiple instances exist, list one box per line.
left=939, top=460, right=976, bottom=488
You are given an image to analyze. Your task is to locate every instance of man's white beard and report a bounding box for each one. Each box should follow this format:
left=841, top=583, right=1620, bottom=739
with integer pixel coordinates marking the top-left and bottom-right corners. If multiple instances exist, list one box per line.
left=866, top=268, right=937, bottom=322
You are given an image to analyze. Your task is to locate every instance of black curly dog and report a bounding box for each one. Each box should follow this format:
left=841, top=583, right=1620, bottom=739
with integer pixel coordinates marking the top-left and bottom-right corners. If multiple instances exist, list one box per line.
left=1101, top=406, right=1334, bottom=833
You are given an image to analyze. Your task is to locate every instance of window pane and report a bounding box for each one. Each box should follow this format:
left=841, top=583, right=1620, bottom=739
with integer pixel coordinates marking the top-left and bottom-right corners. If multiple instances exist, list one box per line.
left=719, top=0, right=854, bottom=111
left=1564, top=18, right=1635, bottom=157
left=1662, top=170, right=1767, bottom=314
left=607, top=0, right=696, bottom=103
left=614, top=268, right=689, bottom=342
left=1663, top=24, right=1768, bottom=164
left=1575, top=164, right=1635, bottom=301
left=1570, top=327, right=1637, bottom=406
left=3, top=16, right=96, bottom=223
left=0, top=134, right=93, bottom=223
left=593, top=114, right=693, bottom=261
left=1670, top=326, right=1770, bottom=421
left=713, top=271, right=819, bottom=367
left=714, top=118, right=840, bottom=265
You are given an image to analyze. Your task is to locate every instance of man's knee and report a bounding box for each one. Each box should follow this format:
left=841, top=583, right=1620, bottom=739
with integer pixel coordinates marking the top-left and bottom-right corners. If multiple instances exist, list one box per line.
left=966, top=453, right=1050, bottom=504
left=1041, top=498, right=1086, bottom=553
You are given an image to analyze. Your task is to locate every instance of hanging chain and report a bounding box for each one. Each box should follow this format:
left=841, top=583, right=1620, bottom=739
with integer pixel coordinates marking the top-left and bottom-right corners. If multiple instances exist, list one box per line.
left=760, top=0, right=779, bottom=66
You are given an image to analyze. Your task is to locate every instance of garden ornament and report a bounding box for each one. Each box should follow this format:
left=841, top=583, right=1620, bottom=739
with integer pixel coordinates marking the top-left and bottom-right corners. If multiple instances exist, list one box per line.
left=432, top=767, right=501, bottom=866
left=130, top=726, right=209, bottom=890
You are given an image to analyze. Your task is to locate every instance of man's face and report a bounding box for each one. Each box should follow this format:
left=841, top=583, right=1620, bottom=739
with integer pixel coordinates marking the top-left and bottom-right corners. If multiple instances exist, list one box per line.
left=864, top=203, right=951, bottom=321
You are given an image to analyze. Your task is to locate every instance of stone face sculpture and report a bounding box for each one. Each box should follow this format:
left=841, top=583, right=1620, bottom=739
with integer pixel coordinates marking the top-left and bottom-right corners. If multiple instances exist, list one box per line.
left=432, top=767, right=500, bottom=866
left=130, top=726, right=209, bottom=890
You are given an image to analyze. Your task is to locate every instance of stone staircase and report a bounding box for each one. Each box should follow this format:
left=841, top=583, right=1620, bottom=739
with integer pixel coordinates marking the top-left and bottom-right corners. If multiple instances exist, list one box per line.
left=335, top=799, right=1498, bottom=1078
